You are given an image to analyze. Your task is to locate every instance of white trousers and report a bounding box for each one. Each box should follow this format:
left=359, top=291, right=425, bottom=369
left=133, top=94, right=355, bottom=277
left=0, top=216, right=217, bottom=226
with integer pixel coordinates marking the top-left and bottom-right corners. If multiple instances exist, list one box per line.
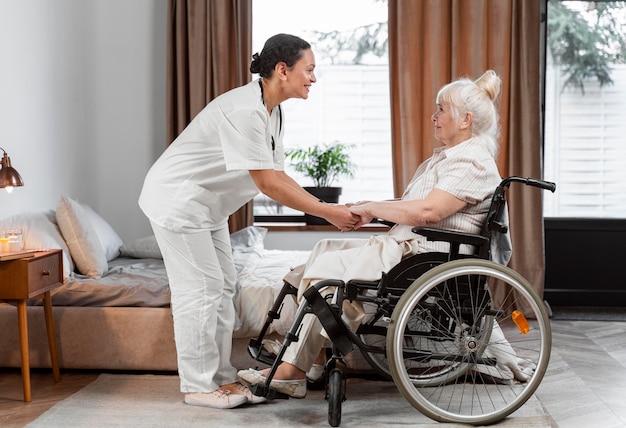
left=151, top=221, right=238, bottom=392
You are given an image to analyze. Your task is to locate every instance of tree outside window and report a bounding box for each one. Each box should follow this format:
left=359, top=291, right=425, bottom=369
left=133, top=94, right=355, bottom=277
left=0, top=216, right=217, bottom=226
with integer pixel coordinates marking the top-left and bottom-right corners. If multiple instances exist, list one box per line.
left=544, top=1, right=626, bottom=218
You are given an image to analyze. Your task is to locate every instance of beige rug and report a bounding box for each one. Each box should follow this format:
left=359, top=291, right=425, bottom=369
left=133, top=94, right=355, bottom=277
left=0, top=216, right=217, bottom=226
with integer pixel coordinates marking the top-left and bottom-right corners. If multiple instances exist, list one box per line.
left=27, top=374, right=553, bottom=427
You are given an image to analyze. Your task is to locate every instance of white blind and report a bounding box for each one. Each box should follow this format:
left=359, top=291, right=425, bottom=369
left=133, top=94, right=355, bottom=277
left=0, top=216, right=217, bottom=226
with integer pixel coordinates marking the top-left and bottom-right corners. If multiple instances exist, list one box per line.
left=255, top=64, right=393, bottom=215
left=544, top=64, right=626, bottom=218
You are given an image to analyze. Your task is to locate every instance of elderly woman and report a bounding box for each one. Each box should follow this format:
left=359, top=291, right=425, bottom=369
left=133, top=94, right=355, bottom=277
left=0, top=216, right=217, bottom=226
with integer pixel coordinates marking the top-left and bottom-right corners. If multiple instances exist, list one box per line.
left=238, top=70, right=504, bottom=398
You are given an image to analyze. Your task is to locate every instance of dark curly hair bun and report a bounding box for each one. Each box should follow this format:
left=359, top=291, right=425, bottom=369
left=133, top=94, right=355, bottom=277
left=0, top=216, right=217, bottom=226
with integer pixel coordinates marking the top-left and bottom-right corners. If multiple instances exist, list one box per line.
left=250, top=33, right=311, bottom=78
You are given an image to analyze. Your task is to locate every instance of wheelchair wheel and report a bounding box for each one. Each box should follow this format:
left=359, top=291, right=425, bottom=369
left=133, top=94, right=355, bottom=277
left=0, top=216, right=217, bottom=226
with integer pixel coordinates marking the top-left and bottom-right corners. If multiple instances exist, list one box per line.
left=358, top=254, right=450, bottom=380
left=327, top=368, right=345, bottom=427
left=387, top=259, right=551, bottom=425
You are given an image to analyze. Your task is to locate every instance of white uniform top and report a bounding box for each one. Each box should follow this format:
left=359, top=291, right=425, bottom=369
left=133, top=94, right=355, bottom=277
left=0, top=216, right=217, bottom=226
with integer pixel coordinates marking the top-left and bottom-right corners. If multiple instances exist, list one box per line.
left=139, top=79, right=283, bottom=232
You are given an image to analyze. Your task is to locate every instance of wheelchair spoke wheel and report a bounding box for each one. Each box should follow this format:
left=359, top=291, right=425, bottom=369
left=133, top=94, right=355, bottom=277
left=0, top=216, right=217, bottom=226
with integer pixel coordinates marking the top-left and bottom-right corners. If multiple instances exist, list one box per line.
left=387, top=259, right=551, bottom=425
left=327, top=368, right=345, bottom=427
left=358, top=254, right=450, bottom=380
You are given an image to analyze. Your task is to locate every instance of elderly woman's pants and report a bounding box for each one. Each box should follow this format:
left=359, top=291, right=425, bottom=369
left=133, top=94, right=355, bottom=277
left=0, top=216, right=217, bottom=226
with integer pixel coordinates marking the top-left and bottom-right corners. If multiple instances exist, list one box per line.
left=281, top=237, right=399, bottom=372
left=151, top=221, right=238, bottom=392
left=282, top=299, right=365, bottom=372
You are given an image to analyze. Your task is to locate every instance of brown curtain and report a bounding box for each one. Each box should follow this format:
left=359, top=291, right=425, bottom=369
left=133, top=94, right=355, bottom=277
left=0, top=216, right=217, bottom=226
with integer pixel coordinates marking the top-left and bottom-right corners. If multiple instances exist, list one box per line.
left=167, top=0, right=253, bottom=232
left=388, top=0, right=545, bottom=298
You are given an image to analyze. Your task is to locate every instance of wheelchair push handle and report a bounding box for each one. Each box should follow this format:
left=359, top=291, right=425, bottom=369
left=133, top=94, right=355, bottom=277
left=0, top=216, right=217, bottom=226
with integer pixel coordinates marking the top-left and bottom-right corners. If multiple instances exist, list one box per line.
left=501, top=176, right=556, bottom=193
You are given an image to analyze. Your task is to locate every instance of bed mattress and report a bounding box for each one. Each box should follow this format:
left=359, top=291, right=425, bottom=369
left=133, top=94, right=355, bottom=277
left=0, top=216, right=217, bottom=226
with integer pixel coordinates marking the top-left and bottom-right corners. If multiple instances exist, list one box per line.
left=31, top=250, right=310, bottom=338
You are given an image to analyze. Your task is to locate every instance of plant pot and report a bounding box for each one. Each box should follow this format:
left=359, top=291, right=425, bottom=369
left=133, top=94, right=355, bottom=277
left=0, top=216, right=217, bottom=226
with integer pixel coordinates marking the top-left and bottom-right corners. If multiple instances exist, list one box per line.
left=304, top=186, right=342, bottom=225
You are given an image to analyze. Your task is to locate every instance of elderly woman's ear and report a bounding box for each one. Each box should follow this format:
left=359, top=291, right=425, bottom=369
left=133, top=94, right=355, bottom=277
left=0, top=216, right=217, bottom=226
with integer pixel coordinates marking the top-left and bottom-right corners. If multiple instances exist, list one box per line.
left=460, top=112, right=473, bottom=130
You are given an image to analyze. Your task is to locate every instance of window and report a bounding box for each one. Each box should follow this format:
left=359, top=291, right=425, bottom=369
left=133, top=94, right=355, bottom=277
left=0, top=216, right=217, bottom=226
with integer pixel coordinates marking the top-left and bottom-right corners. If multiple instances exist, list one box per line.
left=252, top=0, right=393, bottom=220
left=543, top=0, right=626, bottom=218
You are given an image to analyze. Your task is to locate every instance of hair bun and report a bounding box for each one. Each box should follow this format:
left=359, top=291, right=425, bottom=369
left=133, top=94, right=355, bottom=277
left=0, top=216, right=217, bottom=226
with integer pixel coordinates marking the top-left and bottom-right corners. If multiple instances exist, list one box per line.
left=474, top=70, right=501, bottom=101
left=249, top=52, right=261, bottom=74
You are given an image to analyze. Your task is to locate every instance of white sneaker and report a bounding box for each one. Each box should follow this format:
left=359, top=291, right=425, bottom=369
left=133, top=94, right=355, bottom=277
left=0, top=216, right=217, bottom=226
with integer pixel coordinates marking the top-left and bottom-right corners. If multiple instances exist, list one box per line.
left=184, top=389, right=248, bottom=409
left=221, top=381, right=267, bottom=404
left=237, top=368, right=307, bottom=398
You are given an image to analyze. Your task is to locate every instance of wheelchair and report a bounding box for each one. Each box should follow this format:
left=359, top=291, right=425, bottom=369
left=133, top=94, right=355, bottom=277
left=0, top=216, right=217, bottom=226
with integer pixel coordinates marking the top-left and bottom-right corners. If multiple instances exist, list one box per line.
left=246, top=176, right=556, bottom=426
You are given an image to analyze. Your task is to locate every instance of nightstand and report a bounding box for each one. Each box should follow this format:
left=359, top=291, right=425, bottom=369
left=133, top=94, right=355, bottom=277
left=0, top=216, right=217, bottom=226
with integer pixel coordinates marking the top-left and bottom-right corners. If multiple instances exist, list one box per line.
left=0, top=249, right=63, bottom=402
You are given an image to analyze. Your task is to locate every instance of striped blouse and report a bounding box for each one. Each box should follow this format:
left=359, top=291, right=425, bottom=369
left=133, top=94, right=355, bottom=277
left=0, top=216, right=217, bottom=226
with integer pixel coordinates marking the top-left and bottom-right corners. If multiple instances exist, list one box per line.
left=388, top=137, right=502, bottom=253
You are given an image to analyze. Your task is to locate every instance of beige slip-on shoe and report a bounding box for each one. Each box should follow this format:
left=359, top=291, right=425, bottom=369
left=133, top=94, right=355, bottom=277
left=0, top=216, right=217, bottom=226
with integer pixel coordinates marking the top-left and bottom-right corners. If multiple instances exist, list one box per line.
left=237, top=368, right=306, bottom=399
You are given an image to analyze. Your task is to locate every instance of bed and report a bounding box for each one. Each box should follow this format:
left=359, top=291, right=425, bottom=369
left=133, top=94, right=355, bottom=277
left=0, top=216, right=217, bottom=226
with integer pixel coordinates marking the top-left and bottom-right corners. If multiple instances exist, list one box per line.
left=0, top=196, right=320, bottom=372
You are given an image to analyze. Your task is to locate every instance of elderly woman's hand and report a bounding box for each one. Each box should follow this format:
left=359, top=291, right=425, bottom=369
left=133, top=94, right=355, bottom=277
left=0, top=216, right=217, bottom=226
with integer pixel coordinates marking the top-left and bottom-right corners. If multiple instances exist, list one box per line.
left=345, top=200, right=372, bottom=208
left=349, top=203, right=374, bottom=228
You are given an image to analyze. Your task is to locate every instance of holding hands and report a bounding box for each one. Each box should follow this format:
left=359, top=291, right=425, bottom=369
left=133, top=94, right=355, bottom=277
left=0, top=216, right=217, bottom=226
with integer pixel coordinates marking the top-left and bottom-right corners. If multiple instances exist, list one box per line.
left=325, top=204, right=362, bottom=232
left=325, top=201, right=374, bottom=232
left=347, top=201, right=374, bottom=229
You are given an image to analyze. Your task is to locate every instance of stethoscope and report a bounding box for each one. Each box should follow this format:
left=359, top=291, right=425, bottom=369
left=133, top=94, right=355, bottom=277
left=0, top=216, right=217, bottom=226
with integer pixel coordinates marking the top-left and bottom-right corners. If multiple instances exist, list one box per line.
left=259, top=79, right=283, bottom=153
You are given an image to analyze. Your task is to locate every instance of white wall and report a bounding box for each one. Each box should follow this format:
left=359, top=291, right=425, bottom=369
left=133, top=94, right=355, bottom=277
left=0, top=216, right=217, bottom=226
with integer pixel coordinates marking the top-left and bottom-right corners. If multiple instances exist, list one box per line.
left=0, top=0, right=166, bottom=241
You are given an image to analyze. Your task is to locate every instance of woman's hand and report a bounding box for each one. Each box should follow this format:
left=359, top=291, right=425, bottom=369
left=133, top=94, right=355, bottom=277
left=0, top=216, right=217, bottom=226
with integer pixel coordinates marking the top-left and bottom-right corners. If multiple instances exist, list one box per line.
left=325, top=204, right=362, bottom=232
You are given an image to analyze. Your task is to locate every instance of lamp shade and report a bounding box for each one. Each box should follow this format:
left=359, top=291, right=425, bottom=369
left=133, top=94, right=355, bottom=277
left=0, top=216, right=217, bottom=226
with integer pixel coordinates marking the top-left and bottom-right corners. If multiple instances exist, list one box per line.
left=0, top=150, right=24, bottom=189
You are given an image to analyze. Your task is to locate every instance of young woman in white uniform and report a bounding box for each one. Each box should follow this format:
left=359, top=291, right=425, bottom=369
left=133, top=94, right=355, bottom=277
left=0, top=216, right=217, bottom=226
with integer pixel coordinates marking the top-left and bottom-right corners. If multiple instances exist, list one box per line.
left=139, top=34, right=359, bottom=410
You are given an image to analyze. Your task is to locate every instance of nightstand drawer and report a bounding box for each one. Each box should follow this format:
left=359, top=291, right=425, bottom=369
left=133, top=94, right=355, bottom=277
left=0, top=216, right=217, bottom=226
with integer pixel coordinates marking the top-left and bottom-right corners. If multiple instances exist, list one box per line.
left=0, top=250, right=63, bottom=299
left=27, top=253, right=62, bottom=294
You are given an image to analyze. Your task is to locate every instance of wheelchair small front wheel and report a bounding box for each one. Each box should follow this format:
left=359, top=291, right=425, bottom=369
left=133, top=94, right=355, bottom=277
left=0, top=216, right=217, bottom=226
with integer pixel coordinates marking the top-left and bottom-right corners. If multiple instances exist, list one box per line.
left=387, top=259, right=551, bottom=425
left=326, top=368, right=345, bottom=427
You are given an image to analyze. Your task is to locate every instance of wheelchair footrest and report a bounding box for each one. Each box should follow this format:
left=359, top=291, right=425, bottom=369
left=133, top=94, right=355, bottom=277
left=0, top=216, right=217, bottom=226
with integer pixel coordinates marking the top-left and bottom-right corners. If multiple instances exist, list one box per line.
left=303, top=287, right=354, bottom=356
left=249, top=382, right=290, bottom=400
left=247, top=341, right=276, bottom=366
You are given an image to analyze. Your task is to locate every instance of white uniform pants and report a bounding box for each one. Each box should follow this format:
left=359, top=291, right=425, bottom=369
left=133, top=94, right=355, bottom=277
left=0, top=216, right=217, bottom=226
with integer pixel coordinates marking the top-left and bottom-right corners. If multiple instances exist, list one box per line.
left=151, top=221, right=237, bottom=392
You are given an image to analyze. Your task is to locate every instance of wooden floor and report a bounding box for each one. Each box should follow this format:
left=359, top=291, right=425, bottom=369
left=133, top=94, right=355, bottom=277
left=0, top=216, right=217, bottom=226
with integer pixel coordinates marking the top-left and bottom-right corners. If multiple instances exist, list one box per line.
left=1, top=318, right=626, bottom=427
left=0, top=369, right=98, bottom=427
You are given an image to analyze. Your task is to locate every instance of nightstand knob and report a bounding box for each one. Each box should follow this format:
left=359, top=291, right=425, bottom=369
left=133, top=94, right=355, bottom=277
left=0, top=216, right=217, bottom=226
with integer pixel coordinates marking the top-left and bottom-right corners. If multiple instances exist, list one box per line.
left=42, top=270, right=51, bottom=276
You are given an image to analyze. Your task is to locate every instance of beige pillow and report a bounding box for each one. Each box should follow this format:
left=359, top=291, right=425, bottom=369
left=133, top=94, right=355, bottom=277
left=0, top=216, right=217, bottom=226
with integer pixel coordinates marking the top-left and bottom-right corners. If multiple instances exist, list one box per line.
left=56, top=196, right=108, bottom=278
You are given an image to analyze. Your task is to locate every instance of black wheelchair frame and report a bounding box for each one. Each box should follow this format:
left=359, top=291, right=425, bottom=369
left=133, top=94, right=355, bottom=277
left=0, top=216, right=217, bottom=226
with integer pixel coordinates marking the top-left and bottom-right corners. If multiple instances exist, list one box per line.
left=246, top=176, right=556, bottom=426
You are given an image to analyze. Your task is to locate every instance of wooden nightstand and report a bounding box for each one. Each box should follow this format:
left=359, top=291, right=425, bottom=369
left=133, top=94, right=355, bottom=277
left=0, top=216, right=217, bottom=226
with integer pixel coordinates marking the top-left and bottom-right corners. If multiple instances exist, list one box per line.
left=0, top=249, right=63, bottom=402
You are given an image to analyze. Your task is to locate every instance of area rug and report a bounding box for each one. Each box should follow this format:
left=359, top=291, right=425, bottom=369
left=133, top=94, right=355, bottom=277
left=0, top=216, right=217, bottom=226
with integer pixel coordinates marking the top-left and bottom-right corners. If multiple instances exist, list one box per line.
left=27, top=374, right=553, bottom=427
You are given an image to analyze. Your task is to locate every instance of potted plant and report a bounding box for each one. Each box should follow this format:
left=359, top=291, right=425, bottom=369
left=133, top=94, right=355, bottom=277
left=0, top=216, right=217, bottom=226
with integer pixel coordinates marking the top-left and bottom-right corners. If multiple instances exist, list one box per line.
left=285, top=142, right=355, bottom=225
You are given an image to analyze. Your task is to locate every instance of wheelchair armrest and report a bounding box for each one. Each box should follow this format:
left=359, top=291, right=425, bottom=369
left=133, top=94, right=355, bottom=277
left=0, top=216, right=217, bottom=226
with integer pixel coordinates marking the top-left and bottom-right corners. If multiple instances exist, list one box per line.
left=372, top=218, right=395, bottom=228
left=411, top=226, right=488, bottom=248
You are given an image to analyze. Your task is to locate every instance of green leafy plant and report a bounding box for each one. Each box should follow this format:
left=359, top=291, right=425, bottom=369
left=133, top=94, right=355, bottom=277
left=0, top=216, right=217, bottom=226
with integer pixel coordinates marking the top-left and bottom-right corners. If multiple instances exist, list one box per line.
left=285, top=142, right=355, bottom=188
left=547, top=1, right=626, bottom=93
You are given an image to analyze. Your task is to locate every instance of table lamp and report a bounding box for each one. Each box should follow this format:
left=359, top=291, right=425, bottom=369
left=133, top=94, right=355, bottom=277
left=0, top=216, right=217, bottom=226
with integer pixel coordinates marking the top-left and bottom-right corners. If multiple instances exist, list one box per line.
left=0, top=148, right=24, bottom=193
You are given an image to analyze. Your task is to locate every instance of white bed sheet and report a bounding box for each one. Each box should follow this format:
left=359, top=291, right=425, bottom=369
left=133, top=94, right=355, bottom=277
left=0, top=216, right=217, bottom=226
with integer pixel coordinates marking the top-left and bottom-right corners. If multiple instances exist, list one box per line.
left=235, top=249, right=310, bottom=338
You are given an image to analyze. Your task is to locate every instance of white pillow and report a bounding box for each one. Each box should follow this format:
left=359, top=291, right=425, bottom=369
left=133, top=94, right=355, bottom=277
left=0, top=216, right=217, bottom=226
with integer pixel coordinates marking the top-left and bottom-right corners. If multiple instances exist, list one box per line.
left=0, top=210, right=74, bottom=279
left=81, top=203, right=123, bottom=261
left=56, top=196, right=108, bottom=278
left=230, top=226, right=267, bottom=276
left=120, top=235, right=162, bottom=259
